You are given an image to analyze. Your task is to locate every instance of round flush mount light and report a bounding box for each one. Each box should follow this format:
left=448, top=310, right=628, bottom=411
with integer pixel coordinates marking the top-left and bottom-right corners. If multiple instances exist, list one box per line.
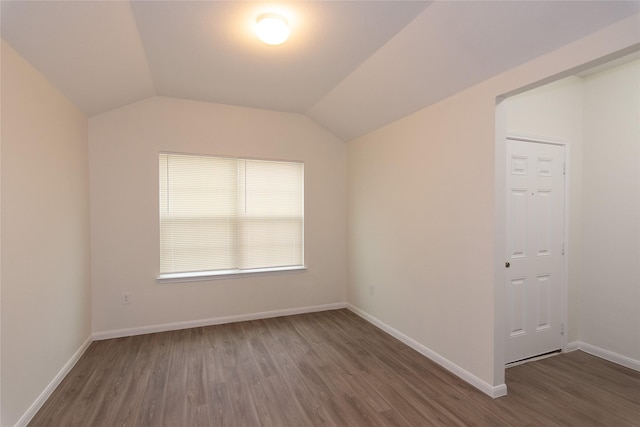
left=255, top=13, right=290, bottom=45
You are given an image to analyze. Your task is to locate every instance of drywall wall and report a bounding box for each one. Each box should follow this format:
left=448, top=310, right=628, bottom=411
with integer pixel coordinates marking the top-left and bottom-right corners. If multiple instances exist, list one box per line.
left=89, top=97, right=347, bottom=334
left=506, top=77, right=584, bottom=140
left=1, top=41, right=91, bottom=426
left=348, top=88, right=498, bottom=387
left=347, top=14, right=640, bottom=391
left=505, top=77, right=584, bottom=344
left=580, top=59, right=640, bottom=361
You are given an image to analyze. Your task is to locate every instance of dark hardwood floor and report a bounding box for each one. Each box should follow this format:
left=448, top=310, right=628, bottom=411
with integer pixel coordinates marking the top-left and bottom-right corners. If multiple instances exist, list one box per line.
left=29, top=309, right=640, bottom=426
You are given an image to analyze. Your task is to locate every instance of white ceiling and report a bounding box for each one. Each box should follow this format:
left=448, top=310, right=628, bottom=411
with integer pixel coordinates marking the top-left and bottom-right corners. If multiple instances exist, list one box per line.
left=2, top=1, right=639, bottom=141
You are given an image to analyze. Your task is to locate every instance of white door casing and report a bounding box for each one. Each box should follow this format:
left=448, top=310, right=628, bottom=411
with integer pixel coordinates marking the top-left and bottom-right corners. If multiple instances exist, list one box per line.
left=505, top=138, right=565, bottom=364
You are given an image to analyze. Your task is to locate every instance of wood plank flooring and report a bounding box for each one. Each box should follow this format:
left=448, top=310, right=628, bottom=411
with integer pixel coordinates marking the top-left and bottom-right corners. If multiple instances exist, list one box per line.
left=29, top=309, right=640, bottom=426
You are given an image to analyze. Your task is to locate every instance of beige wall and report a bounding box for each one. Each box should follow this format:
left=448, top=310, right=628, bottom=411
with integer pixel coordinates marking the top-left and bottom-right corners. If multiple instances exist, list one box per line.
left=506, top=77, right=585, bottom=139
left=347, top=14, right=640, bottom=390
left=89, top=97, right=347, bottom=334
left=1, top=41, right=91, bottom=427
left=580, top=60, right=640, bottom=361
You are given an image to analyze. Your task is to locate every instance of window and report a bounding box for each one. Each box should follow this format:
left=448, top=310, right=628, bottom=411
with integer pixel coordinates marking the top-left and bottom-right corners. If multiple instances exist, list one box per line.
left=159, top=153, right=304, bottom=279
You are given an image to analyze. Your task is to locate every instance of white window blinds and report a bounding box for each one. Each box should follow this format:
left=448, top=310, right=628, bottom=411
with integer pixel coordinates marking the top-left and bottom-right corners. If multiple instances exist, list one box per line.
left=159, top=153, right=304, bottom=275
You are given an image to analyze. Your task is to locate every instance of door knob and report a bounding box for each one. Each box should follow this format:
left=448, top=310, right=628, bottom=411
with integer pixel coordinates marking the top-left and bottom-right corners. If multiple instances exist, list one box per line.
left=505, top=262, right=510, bottom=268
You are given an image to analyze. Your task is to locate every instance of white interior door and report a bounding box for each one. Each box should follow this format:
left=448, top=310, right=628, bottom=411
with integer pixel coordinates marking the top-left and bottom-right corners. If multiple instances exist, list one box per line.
left=505, top=138, right=565, bottom=364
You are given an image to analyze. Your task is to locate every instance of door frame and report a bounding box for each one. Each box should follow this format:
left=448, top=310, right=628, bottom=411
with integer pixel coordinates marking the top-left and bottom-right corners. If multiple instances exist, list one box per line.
left=504, top=133, right=569, bottom=365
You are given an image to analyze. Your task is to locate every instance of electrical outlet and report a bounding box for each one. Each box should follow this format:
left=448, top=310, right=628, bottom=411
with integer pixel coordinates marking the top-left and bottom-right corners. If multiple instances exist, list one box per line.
left=121, top=292, right=131, bottom=305
left=369, top=284, right=375, bottom=295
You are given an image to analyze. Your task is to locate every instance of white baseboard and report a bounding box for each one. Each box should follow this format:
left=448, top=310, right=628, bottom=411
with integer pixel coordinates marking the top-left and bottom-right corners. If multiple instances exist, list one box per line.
left=15, top=335, right=93, bottom=427
left=567, top=341, right=640, bottom=372
left=346, top=304, right=507, bottom=398
left=93, top=302, right=348, bottom=340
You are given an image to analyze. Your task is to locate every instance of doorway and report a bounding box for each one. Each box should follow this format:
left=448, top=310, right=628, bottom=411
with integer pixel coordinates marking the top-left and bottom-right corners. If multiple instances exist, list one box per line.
left=496, top=53, right=640, bottom=388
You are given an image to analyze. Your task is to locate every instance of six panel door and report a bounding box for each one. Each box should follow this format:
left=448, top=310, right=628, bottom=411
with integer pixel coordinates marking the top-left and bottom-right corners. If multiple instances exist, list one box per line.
left=505, top=139, right=565, bottom=364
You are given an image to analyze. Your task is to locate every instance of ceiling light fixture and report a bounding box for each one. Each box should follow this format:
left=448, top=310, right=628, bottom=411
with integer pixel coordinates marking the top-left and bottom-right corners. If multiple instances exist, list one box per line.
left=255, top=13, right=290, bottom=45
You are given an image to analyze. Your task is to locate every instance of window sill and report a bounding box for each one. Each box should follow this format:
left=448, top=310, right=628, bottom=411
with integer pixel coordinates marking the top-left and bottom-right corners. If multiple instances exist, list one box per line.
left=157, top=265, right=307, bottom=283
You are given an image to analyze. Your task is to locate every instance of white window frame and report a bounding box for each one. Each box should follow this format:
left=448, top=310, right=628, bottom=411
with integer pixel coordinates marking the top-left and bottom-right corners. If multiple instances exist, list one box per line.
left=157, top=152, right=305, bottom=282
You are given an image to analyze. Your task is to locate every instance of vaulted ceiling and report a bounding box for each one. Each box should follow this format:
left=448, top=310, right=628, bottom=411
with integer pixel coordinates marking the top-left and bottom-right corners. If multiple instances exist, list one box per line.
left=2, top=1, right=639, bottom=141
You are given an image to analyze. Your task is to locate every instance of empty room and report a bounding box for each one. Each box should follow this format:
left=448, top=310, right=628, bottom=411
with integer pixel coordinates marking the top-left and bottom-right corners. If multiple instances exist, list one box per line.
left=1, top=1, right=639, bottom=426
